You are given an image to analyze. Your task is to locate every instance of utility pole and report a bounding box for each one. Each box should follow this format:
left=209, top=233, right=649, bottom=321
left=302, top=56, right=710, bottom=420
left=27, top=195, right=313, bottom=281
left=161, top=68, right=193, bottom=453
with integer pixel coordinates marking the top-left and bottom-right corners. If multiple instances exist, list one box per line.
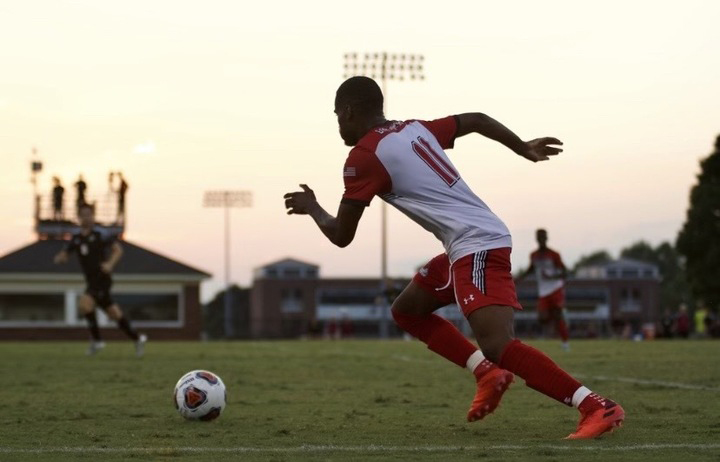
left=203, top=190, right=252, bottom=338
left=342, top=52, right=425, bottom=338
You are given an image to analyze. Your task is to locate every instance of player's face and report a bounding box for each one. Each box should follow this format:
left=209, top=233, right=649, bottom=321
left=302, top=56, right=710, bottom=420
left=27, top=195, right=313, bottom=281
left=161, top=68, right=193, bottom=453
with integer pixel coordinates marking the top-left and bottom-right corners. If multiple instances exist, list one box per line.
left=335, top=105, right=359, bottom=146
left=536, top=231, right=548, bottom=246
left=78, top=208, right=95, bottom=228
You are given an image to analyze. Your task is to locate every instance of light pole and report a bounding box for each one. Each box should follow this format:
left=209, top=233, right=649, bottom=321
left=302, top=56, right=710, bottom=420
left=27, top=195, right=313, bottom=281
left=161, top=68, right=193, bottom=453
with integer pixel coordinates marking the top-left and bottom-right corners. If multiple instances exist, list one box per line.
left=342, top=52, right=425, bottom=338
left=203, top=190, right=252, bottom=338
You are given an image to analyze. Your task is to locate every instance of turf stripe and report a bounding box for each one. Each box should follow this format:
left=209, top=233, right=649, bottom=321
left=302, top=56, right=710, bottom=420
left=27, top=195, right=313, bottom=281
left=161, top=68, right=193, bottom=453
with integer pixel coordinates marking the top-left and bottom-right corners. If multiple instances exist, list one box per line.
left=574, top=374, right=720, bottom=392
left=1, top=444, right=719, bottom=454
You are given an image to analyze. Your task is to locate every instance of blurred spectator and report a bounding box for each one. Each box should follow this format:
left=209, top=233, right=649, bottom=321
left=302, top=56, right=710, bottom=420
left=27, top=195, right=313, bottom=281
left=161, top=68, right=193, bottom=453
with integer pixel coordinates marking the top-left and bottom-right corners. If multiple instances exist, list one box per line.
left=52, top=176, right=65, bottom=221
left=326, top=317, right=338, bottom=339
left=694, top=300, right=709, bottom=337
left=676, top=303, right=691, bottom=339
left=74, top=174, right=87, bottom=215
left=307, top=319, right=323, bottom=339
left=706, top=308, right=719, bottom=338
left=659, top=308, right=674, bottom=338
left=116, top=172, right=128, bottom=224
left=340, top=313, right=354, bottom=338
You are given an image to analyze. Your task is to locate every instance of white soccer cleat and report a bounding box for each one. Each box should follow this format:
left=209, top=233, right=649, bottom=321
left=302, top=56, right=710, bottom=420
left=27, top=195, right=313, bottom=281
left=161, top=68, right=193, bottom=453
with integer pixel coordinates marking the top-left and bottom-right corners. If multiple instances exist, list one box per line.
left=135, top=334, right=148, bottom=357
left=561, top=342, right=570, bottom=352
left=86, top=341, right=106, bottom=356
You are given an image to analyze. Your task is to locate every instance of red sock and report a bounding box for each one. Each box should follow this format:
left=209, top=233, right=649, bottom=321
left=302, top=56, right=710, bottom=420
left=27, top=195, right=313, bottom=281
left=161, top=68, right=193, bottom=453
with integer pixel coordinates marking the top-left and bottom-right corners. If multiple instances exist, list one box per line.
left=498, top=339, right=581, bottom=406
left=392, top=311, right=477, bottom=368
left=555, top=319, right=569, bottom=342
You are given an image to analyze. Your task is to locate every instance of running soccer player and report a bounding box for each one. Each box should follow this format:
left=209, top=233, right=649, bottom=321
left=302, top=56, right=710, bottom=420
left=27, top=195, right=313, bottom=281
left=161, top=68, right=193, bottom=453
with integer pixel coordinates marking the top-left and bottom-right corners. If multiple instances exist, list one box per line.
left=54, top=203, right=147, bottom=356
left=283, top=76, right=624, bottom=439
left=519, top=229, right=570, bottom=350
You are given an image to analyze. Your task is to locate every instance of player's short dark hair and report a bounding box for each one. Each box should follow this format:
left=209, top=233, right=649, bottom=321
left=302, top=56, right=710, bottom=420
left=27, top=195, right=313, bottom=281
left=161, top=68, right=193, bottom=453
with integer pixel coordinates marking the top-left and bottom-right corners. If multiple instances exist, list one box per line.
left=335, top=76, right=384, bottom=116
left=536, top=228, right=547, bottom=236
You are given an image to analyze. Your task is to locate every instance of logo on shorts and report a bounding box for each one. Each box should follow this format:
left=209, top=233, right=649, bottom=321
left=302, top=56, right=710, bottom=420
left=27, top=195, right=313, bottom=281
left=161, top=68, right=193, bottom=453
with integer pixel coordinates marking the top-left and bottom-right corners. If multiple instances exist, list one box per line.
left=419, top=267, right=428, bottom=277
left=463, top=294, right=475, bottom=305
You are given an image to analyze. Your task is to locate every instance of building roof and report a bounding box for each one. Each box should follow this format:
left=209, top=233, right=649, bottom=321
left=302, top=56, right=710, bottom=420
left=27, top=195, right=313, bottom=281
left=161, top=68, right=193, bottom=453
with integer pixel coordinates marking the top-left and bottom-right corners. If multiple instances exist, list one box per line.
left=256, top=257, right=320, bottom=270
left=0, top=239, right=210, bottom=278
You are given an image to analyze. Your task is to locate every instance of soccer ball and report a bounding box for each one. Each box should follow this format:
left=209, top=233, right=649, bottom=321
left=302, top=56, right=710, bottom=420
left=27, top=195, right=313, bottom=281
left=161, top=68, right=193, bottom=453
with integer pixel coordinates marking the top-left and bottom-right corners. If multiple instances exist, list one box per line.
left=173, top=370, right=226, bottom=421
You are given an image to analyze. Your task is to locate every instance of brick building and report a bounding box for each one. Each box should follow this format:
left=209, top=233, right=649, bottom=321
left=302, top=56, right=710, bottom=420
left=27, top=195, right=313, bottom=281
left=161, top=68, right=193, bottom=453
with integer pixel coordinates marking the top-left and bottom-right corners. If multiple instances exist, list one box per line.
left=248, top=257, right=661, bottom=339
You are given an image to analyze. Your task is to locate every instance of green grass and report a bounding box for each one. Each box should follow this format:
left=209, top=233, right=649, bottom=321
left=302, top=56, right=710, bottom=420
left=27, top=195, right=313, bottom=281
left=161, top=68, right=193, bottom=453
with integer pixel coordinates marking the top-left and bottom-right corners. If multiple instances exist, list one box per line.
left=1, top=339, right=719, bottom=461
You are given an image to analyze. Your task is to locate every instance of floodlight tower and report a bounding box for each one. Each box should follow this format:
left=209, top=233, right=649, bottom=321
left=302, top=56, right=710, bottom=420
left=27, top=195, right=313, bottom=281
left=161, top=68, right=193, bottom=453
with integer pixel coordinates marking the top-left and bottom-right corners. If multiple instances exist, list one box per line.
left=342, top=52, right=425, bottom=338
left=203, top=190, right=253, bottom=338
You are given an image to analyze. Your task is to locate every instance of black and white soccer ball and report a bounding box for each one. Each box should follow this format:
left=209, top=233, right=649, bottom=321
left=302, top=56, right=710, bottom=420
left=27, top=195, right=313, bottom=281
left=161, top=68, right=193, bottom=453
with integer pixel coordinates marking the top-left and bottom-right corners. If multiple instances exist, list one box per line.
left=173, top=370, right=226, bottom=421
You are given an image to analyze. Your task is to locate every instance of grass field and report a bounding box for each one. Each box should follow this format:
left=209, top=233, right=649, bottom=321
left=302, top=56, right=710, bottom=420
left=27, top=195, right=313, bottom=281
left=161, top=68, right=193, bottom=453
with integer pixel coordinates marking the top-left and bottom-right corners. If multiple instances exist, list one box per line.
left=1, top=339, right=719, bottom=462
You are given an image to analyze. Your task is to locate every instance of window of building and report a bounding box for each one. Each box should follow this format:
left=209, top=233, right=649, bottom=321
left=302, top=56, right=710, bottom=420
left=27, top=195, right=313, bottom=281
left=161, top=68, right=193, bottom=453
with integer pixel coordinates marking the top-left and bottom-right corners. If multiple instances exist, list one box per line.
left=0, top=293, right=65, bottom=323
left=117, top=293, right=181, bottom=322
left=75, top=292, right=181, bottom=324
left=619, top=287, right=641, bottom=313
left=281, top=289, right=304, bottom=313
left=621, top=269, right=638, bottom=278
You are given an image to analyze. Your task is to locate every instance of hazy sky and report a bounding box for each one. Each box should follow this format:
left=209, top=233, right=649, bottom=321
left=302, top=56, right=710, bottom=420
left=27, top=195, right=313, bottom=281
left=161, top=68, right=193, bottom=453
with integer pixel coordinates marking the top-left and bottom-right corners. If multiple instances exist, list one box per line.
left=1, top=0, right=719, bottom=301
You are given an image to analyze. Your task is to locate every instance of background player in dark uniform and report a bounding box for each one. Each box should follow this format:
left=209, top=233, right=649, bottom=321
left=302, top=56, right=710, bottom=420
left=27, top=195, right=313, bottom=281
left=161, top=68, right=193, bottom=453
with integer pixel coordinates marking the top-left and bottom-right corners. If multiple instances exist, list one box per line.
left=54, top=203, right=147, bottom=356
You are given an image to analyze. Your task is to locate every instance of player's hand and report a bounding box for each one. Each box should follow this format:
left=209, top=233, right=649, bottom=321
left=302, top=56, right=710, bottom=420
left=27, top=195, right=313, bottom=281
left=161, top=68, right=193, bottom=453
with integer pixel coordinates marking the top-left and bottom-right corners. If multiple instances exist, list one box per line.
left=100, top=262, right=113, bottom=274
left=520, top=137, right=563, bottom=162
left=54, top=251, right=68, bottom=264
left=284, top=184, right=317, bottom=215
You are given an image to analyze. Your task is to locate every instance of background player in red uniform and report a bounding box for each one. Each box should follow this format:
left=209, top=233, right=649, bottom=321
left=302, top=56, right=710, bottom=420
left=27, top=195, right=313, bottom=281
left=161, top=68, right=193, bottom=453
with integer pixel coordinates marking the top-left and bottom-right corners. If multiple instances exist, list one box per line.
left=519, top=228, right=570, bottom=350
left=54, top=204, right=147, bottom=356
left=284, top=76, right=624, bottom=439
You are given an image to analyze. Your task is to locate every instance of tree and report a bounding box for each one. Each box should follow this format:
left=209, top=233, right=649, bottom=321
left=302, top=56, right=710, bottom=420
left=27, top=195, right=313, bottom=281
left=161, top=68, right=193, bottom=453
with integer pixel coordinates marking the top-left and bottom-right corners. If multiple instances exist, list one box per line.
left=677, top=135, right=720, bottom=308
left=202, top=285, right=251, bottom=339
left=621, top=240, right=690, bottom=310
left=572, top=250, right=612, bottom=272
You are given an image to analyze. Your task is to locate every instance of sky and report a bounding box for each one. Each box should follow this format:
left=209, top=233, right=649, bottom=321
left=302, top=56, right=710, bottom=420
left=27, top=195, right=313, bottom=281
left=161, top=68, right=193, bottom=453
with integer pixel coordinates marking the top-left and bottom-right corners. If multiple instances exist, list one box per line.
left=1, top=0, right=719, bottom=301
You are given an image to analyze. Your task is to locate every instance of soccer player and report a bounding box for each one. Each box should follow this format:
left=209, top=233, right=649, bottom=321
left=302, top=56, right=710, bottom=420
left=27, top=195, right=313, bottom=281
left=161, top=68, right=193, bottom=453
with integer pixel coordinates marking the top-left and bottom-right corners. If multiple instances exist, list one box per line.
left=519, top=229, right=570, bottom=350
left=283, top=76, right=624, bottom=439
left=53, top=203, right=147, bottom=356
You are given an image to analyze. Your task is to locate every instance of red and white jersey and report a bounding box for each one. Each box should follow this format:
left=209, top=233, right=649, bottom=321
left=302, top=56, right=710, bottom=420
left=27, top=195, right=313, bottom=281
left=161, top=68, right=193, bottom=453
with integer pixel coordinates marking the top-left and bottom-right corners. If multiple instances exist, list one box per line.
left=341, top=116, right=511, bottom=263
left=529, top=248, right=566, bottom=297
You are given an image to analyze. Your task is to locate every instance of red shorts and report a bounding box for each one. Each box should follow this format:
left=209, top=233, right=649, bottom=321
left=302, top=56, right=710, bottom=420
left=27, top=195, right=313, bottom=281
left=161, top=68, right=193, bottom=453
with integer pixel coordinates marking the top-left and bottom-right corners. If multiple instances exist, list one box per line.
left=413, top=247, right=523, bottom=317
left=537, top=287, right=565, bottom=312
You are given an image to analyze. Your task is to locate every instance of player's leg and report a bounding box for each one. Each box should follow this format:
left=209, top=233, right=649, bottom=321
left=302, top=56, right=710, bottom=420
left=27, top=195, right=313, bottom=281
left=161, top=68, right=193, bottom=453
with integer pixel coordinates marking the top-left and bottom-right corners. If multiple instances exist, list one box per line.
left=105, top=303, right=147, bottom=357
left=461, top=248, right=623, bottom=438
left=79, top=293, right=105, bottom=355
left=537, top=305, right=551, bottom=338
left=550, top=306, right=570, bottom=350
left=391, top=280, right=478, bottom=368
left=393, top=254, right=512, bottom=422
left=468, top=305, right=623, bottom=438
left=105, top=304, right=138, bottom=341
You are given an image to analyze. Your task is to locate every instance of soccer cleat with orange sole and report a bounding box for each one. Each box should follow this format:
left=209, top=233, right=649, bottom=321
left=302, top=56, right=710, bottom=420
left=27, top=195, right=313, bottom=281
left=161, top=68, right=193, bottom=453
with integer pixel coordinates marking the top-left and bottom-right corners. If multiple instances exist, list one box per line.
left=565, top=398, right=625, bottom=439
left=467, top=368, right=514, bottom=422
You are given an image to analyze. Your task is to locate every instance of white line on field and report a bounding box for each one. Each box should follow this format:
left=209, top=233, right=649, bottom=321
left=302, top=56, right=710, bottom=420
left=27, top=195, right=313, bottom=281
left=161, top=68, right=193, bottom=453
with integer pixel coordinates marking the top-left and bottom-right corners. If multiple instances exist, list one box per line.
left=1, top=444, right=719, bottom=454
left=572, top=374, right=720, bottom=392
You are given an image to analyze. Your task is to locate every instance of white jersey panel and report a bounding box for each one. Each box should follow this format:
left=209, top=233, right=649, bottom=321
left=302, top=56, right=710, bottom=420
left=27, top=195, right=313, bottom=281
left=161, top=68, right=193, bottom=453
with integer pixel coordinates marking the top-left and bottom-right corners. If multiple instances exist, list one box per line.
left=373, top=121, right=511, bottom=262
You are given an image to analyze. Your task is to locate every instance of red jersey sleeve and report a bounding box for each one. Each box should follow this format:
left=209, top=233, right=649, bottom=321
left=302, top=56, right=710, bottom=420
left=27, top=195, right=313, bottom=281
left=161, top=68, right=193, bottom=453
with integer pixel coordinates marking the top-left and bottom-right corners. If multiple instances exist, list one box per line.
left=419, top=116, right=459, bottom=150
left=551, top=251, right=566, bottom=270
left=341, top=147, right=392, bottom=207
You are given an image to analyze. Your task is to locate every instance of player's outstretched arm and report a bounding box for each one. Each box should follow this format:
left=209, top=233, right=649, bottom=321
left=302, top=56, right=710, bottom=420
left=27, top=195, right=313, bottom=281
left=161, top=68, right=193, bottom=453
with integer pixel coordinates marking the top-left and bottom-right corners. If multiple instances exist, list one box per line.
left=454, top=113, right=563, bottom=162
left=101, top=242, right=123, bottom=274
left=284, top=184, right=364, bottom=248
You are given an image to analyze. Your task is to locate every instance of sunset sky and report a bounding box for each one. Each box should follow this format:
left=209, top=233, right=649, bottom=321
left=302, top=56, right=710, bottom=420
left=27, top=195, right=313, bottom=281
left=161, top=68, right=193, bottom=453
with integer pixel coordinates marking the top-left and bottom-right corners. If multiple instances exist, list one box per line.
left=1, top=0, right=719, bottom=301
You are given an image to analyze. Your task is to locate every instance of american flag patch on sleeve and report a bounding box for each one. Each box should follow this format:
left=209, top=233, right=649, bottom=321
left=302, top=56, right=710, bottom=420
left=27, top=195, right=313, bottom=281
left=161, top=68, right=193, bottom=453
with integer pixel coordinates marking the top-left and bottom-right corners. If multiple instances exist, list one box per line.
left=343, top=166, right=356, bottom=177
